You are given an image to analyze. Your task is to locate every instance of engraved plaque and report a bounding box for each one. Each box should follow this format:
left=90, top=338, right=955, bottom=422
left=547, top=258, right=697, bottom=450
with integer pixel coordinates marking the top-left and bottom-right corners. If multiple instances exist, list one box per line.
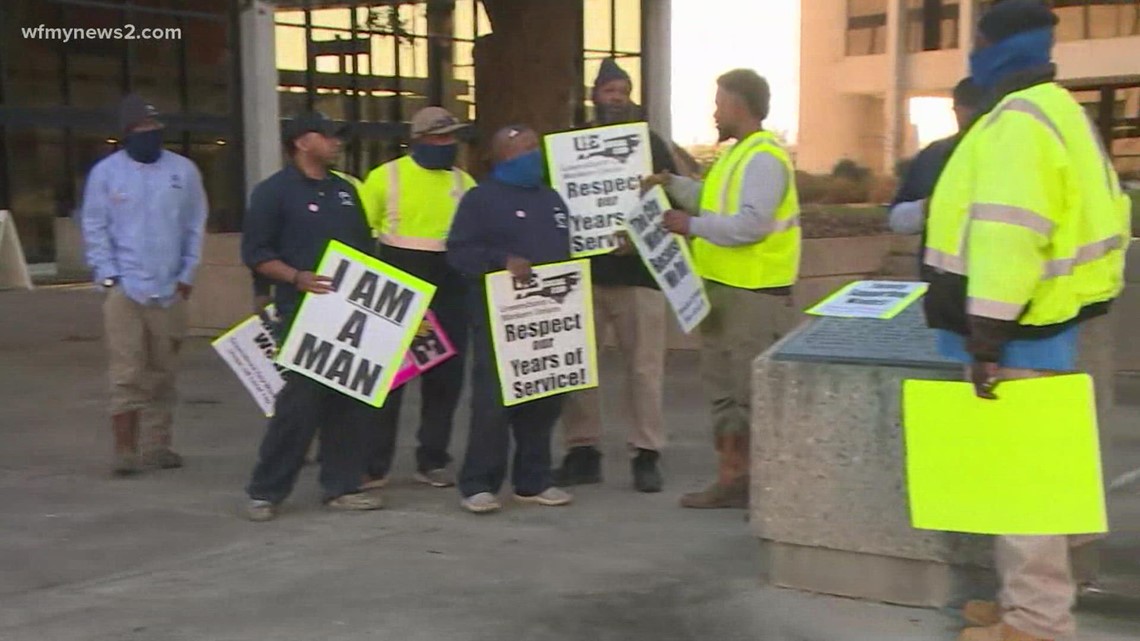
left=773, top=301, right=960, bottom=369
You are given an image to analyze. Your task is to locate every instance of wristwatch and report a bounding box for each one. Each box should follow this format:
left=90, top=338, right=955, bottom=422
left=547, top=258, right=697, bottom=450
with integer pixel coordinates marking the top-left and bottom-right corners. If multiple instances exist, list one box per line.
left=101, top=277, right=118, bottom=289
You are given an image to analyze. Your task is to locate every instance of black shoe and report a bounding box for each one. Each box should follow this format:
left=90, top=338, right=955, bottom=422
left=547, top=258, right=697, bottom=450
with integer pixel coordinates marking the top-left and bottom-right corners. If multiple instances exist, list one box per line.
left=552, top=446, right=602, bottom=487
left=632, top=449, right=663, bottom=493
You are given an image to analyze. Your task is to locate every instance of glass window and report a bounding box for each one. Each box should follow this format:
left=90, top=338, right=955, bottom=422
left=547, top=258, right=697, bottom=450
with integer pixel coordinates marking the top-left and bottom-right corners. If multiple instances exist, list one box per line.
left=905, top=0, right=960, bottom=52
left=847, top=0, right=889, bottom=56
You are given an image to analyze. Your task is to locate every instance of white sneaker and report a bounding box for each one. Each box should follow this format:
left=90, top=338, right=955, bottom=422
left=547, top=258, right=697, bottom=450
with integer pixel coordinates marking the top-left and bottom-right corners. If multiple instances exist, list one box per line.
left=513, top=487, right=573, bottom=507
left=414, top=468, right=456, bottom=488
left=461, top=492, right=502, bottom=514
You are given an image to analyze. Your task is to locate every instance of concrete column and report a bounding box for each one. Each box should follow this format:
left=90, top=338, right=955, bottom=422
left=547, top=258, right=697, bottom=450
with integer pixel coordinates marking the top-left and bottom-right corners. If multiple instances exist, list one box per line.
left=884, top=0, right=906, bottom=175
left=643, top=0, right=673, bottom=140
left=797, top=0, right=864, bottom=174
left=240, top=0, right=282, bottom=199
left=959, top=0, right=976, bottom=72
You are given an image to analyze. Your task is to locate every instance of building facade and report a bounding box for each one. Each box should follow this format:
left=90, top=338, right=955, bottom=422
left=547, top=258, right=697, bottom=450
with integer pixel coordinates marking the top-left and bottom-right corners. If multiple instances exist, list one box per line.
left=0, top=0, right=671, bottom=264
left=799, top=0, right=1140, bottom=176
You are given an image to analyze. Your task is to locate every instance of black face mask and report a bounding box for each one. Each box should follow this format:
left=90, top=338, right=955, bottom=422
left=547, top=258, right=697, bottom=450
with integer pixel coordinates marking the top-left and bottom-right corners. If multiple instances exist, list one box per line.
left=124, top=129, right=164, bottom=164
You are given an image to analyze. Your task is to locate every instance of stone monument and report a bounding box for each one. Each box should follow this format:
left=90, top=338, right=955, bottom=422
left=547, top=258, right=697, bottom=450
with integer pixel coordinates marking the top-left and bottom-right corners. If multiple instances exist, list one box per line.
left=750, top=302, right=996, bottom=608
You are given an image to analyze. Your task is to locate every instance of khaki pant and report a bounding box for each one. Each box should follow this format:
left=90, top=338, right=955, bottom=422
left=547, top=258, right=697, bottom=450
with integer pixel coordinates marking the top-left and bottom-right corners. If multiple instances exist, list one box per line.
left=104, top=287, right=187, bottom=452
left=700, top=281, right=797, bottom=437
left=990, top=367, right=1097, bottom=640
left=562, top=285, right=667, bottom=452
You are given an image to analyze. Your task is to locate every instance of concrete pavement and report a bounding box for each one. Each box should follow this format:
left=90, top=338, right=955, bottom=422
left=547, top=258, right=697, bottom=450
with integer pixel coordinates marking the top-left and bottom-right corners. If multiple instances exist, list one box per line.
left=1, top=287, right=1137, bottom=641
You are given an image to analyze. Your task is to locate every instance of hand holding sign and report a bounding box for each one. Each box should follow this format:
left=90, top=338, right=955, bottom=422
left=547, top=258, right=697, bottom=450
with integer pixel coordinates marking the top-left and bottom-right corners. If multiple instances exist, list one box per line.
left=505, top=255, right=533, bottom=281
left=640, top=172, right=672, bottom=196
left=295, top=270, right=334, bottom=294
left=662, top=210, right=691, bottom=236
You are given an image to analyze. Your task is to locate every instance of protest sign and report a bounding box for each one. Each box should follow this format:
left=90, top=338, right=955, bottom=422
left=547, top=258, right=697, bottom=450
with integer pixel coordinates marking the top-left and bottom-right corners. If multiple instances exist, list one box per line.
left=211, top=307, right=286, bottom=417
left=214, top=306, right=454, bottom=416
left=806, top=280, right=927, bottom=319
left=903, top=374, right=1107, bottom=535
left=626, top=187, right=709, bottom=333
left=391, top=310, right=458, bottom=389
left=277, top=241, right=435, bottom=408
left=544, top=123, right=653, bottom=257
left=485, top=260, right=598, bottom=406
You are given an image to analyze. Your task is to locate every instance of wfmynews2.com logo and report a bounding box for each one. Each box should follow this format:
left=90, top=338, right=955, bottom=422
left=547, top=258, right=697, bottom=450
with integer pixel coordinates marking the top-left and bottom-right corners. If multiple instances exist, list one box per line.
left=22, top=24, right=183, bottom=43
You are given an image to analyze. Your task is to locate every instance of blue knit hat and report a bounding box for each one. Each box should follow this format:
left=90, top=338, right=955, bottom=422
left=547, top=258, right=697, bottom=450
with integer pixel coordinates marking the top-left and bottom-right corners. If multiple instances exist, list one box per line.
left=978, top=0, right=1058, bottom=43
left=594, top=58, right=631, bottom=90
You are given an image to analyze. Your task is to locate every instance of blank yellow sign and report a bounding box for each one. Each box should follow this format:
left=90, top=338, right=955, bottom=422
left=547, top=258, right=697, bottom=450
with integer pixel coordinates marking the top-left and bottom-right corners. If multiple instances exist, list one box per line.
left=902, top=374, right=1107, bottom=535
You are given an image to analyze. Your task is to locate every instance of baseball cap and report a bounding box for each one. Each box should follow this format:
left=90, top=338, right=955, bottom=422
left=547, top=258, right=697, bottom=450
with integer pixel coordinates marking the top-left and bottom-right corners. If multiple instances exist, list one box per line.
left=283, top=111, right=348, bottom=145
left=410, top=107, right=466, bottom=137
left=119, top=94, right=162, bottom=133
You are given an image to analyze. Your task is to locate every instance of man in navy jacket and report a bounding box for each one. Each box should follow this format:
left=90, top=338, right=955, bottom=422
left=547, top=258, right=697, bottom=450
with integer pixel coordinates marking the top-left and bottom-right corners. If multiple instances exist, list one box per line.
left=446, top=125, right=575, bottom=514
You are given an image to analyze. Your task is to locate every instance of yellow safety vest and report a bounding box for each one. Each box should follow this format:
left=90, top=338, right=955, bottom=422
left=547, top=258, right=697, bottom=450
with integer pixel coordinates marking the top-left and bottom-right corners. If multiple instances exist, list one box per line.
left=925, top=82, right=1131, bottom=327
left=691, top=131, right=801, bottom=289
left=360, top=155, right=475, bottom=252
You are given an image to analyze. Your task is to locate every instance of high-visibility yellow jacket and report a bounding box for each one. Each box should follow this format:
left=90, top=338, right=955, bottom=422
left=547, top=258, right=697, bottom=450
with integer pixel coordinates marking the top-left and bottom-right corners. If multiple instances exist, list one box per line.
left=924, top=80, right=1132, bottom=337
left=360, top=156, right=476, bottom=252
left=691, top=130, right=801, bottom=289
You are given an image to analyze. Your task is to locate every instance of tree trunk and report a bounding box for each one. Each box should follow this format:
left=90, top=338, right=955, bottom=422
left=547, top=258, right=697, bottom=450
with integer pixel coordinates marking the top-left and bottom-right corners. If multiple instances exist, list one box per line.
left=473, top=0, right=581, bottom=177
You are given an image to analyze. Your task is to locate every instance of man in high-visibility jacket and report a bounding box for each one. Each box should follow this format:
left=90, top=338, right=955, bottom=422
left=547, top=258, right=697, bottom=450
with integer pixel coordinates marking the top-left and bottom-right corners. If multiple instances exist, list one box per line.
left=649, top=69, right=802, bottom=510
left=922, top=2, right=1132, bottom=640
left=360, top=107, right=476, bottom=490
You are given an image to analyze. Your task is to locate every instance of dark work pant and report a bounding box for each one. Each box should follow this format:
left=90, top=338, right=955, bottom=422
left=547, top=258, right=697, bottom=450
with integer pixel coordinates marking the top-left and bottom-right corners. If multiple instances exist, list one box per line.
left=457, top=306, right=563, bottom=498
left=247, top=374, right=374, bottom=504
left=365, top=249, right=469, bottom=477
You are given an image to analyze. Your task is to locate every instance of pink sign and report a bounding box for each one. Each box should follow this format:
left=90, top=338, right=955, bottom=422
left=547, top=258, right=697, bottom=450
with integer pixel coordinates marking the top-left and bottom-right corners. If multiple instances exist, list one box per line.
left=390, top=310, right=457, bottom=390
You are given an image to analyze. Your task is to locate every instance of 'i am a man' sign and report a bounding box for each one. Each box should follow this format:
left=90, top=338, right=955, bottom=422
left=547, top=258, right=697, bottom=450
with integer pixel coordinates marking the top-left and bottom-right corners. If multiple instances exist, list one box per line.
left=277, top=241, right=436, bottom=407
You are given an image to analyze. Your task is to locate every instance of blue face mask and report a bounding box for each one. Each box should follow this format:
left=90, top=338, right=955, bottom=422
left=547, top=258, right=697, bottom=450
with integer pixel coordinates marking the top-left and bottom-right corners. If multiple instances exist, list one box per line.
left=492, top=150, right=545, bottom=189
left=124, top=128, right=164, bottom=164
left=969, top=27, right=1053, bottom=91
left=411, top=143, right=458, bottom=170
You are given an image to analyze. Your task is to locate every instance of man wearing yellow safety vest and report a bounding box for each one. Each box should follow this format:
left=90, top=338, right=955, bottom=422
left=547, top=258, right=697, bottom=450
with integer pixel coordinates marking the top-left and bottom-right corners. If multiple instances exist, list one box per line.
left=359, top=107, right=476, bottom=490
left=922, top=2, right=1131, bottom=640
left=647, top=69, right=802, bottom=510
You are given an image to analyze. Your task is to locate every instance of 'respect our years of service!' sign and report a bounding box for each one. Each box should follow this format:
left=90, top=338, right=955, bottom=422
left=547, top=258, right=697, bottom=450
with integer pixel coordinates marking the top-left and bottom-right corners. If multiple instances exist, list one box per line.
left=485, top=260, right=598, bottom=406
left=277, top=240, right=436, bottom=408
left=626, top=187, right=710, bottom=334
left=544, top=122, right=653, bottom=257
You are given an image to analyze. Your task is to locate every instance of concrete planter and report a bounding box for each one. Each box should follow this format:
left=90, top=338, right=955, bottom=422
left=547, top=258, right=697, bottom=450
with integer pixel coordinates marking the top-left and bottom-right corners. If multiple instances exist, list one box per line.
left=187, top=233, right=252, bottom=338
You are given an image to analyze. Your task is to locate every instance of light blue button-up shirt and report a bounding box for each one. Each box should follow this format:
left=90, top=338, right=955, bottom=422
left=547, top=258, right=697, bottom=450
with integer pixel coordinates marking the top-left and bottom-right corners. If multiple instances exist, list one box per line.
left=81, top=149, right=208, bottom=307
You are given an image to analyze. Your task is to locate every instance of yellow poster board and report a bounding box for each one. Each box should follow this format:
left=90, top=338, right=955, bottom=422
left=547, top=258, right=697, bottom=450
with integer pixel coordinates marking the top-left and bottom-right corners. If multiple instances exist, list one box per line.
left=902, top=374, right=1107, bottom=535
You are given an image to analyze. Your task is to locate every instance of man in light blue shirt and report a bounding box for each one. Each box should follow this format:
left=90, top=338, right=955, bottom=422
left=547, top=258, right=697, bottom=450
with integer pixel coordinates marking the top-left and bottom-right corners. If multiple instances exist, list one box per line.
left=82, top=94, right=208, bottom=476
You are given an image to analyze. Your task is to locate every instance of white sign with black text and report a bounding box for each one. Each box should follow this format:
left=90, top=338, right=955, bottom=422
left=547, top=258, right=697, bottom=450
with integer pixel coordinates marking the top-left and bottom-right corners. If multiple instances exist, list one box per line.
left=277, top=241, right=436, bottom=407
left=626, top=187, right=710, bottom=333
left=485, top=260, right=599, bottom=406
left=544, top=123, right=653, bottom=257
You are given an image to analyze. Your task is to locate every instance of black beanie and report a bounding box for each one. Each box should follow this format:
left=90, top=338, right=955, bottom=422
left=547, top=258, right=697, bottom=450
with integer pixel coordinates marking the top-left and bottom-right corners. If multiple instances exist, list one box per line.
left=978, top=0, right=1058, bottom=43
left=594, top=58, right=632, bottom=91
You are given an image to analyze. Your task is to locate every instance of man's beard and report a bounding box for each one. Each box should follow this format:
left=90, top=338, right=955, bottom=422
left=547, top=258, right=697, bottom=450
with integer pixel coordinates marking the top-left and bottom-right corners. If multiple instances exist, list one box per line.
left=596, top=102, right=641, bottom=125
left=716, top=123, right=734, bottom=142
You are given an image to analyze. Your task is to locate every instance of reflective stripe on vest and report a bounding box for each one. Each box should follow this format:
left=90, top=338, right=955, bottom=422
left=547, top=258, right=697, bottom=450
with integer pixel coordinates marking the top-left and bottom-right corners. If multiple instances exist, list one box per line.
left=691, top=131, right=801, bottom=290
left=380, top=156, right=469, bottom=252
left=924, top=82, right=1130, bottom=326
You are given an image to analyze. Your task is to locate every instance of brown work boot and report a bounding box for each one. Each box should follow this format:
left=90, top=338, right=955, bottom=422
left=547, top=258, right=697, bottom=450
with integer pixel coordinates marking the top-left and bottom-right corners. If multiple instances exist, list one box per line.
left=962, top=600, right=1002, bottom=627
left=958, top=623, right=1053, bottom=641
left=681, top=432, right=750, bottom=509
left=679, top=478, right=749, bottom=509
left=111, top=411, right=141, bottom=477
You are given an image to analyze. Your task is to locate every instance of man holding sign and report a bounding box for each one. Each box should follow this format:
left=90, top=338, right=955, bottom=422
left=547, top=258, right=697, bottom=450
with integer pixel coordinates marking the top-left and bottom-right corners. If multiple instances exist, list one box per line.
left=647, top=69, right=802, bottom=510
left=555, top=59, right=679, bottom=494
left=921, top=3, right=1132, bottom=639
left=239, top=112, right=384, bottom=521
left=447, top=125, right=576, bottom=514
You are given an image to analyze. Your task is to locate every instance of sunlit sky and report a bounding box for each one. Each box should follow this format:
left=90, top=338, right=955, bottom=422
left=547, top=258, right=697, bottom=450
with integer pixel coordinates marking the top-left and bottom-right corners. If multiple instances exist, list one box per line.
left=670, top=0, right=956, bottom=148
